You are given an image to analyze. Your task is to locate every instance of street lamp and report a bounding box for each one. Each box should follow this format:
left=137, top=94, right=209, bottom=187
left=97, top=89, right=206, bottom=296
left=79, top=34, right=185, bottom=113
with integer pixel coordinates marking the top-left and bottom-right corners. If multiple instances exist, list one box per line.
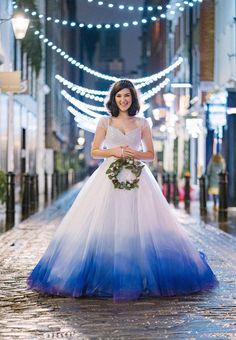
left=0, top=11, right=30, bottom=40
left=11, top=12, right=30, bottom=39
left=163, top=90, right=176, bottom=108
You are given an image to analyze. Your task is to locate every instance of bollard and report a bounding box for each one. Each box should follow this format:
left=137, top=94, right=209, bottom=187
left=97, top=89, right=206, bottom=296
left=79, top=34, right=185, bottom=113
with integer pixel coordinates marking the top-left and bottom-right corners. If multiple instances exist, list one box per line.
left=218, top=171, right=228, bottom=222
left=55, top=171, right=60, bottom=196
left=199, top=175, right=207, bottom=216
left=22, top=173, right=31, bottom=219
left=44, top=172, right=48, bottom=202
left=72, top=169, right=75, bottom=185
left=166, top=173, right=171, bottom=203
left=30, top=175, right=37, bottom=213
left=184, top=173, right=191, bottom=211
left=172, top=174, right=179, bottom=208
left=60, top=173, right=64, bottom=193
left=60, top=173, right=64, bottom=192
left=35, top=174, right=39, bottom=208
left=51, top=172, right=57, bottom=199
left=66, top=171, right=69, bottom=189
left=63, top=173, right=66, bottom=191
left=68, top=168, right=73, bottom=187
left=6, top=172, right=15, bottom=228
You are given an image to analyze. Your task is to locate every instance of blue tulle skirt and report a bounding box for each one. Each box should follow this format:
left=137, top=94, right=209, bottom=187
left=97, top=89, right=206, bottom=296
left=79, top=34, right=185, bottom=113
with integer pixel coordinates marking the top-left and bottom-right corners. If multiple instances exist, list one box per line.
left=27, top=161, right=218, bottom=301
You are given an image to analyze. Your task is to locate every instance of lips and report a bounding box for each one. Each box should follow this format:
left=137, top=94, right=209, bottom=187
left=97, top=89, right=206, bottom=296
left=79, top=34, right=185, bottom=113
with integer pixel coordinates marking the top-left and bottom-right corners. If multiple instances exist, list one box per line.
left=119, top=103, right=129, bottom=108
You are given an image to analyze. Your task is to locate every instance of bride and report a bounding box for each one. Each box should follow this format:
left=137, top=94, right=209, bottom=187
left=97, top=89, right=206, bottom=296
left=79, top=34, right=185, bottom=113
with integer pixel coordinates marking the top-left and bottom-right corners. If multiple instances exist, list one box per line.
left=27, top=79, right=218, bottom=301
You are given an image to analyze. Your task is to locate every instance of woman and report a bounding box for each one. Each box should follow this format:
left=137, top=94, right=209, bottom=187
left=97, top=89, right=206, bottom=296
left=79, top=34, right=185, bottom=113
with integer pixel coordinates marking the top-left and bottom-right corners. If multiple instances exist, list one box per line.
left=28, top=80, right=218, bottom=301
left=207, top=153, right=225, bottom=210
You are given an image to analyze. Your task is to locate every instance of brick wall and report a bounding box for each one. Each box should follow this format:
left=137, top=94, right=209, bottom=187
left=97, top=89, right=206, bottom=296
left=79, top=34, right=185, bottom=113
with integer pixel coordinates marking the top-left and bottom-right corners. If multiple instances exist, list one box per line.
left=200, top=0, right=215, bottom=81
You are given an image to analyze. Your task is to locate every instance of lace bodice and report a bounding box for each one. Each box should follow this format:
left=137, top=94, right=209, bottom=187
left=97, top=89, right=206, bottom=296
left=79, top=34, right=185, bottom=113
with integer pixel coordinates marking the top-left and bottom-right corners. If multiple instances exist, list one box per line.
left=97, top=116, right=149, bottom=150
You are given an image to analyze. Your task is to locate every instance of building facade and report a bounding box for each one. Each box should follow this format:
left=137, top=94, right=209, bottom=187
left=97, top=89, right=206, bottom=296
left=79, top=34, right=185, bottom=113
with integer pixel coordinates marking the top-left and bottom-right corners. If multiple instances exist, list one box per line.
left=0, top=0, right=80, bottom=204
left=45, top=0, right=80, bottom=182
left=0, top=0, right=44, bottom=199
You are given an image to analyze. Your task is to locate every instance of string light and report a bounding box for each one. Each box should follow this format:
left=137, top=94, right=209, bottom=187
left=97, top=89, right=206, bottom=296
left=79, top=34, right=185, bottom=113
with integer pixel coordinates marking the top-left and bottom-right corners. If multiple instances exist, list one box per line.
left=55, top=75, right=106, bottom=101
left=142, top=78, right=170, bottom=100
left=13, top=0, right=203, bottom=31
left=59, top=76, right=170, bottom=133
left=55, top=55, right=181, bottom=94
left=60, top=76, right=170, bottom=134
left=61, top=89, right=150, bottom=115
left=56, top=73, right=171, bottom=102
left=68, top=106, right=98, bottom=133
left=61, top=90, right=108, bottom=116
left=36, top=30, right=183, bottom=83
left=30, top=9, right=162, bottom=28
left=85, top=0, right=203, bottom=14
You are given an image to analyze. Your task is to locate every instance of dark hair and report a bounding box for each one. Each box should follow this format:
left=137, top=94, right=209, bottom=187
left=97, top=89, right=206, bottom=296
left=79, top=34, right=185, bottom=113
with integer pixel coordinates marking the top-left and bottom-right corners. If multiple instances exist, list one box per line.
left=105, top=79, right=140, bottom=117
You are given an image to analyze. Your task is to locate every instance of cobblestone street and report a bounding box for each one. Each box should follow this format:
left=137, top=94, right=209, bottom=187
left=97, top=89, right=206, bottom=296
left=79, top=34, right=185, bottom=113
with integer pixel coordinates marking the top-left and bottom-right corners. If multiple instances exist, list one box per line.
left=0, top=183, right=236, bottom=339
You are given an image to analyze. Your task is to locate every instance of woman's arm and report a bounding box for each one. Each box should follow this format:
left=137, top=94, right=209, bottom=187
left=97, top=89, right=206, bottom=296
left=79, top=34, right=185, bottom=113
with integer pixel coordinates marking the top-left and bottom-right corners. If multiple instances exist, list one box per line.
left=91, top=125, right=124, bottom=159
left=123, top=124, right=155, bottom=161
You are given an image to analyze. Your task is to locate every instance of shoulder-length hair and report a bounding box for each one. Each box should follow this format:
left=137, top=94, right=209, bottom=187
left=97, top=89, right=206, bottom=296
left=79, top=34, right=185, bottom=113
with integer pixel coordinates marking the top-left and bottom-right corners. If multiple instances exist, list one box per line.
left=105, top=79, right=140, bottom=117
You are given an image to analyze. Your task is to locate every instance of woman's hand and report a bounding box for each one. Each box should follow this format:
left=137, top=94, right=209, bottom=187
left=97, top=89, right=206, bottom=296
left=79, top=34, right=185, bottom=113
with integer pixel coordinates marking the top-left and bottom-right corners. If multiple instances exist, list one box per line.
left=123, top=146, right=138, bottom=159
left=112, top=146, right=128, bottom=158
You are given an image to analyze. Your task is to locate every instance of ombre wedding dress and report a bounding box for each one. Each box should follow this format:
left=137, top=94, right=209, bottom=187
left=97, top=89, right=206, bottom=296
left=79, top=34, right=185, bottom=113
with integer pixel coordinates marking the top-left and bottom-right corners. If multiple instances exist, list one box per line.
left=27, top=116, right=218, bottom=301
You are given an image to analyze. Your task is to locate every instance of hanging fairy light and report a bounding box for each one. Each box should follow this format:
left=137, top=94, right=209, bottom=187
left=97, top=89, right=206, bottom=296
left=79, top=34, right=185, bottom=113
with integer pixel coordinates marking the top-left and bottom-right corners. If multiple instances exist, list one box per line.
left=59, top=77, right=170, bottom=133
left=56, top=73, right=171, bottom=101
left=61, top=90, right=107, bottom=116
left=12, top=0, right=203, bottom=31
left=35, top=30, right=183, bottom=83
left=55, top=75, right=107, bottom=97
left=61, top=89, right=150, bottom=116
left=55, top=55, right=180, bottom=94
left=68, top=106, right=98, bottom=133
left=56, top=74, right=171, bottom=106
left=142, top=78, right=170, bottom=100
left=86, top=0, right=203, bottom=13
left=60, top=76, right=170, bottom=134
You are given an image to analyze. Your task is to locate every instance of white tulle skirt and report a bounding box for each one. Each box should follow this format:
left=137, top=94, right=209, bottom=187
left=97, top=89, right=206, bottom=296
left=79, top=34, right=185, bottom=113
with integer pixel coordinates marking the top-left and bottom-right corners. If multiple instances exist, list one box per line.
left=28, top=158, right=218, bottom=301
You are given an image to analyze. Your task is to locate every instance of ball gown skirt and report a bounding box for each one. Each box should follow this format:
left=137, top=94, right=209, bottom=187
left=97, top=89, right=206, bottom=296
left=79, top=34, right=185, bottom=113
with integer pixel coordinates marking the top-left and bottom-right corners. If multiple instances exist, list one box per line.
left=27, top=121, right=218, bottom=301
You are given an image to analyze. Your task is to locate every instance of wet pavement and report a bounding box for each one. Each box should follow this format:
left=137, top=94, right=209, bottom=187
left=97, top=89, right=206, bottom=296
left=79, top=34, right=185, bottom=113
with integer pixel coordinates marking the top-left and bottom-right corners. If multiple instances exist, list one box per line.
left=182, top=201, right=236, bottom=237
left=0, top=183, right=236, bottom=339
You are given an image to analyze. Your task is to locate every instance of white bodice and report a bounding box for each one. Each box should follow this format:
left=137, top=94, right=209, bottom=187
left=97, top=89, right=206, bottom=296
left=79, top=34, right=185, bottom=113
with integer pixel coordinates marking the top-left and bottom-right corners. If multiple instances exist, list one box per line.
left=98, top=116, right=149, bottom=151
left=104, top=125, right=142, bottom=150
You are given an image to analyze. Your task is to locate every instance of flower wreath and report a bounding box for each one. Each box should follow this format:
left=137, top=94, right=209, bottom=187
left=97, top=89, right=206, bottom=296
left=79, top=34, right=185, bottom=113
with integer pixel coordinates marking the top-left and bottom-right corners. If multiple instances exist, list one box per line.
left=106, top=157, right=144, bottom=190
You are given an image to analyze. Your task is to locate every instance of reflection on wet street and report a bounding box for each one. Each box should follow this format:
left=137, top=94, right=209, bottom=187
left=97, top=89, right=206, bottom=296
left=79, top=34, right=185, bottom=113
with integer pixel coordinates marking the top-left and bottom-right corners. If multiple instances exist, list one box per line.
left=181, top=201, right=236, bottom=237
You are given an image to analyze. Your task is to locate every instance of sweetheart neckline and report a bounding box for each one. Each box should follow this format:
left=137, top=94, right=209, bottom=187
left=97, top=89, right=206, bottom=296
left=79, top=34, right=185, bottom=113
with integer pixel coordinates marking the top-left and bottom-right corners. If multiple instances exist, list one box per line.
left=108, top=125, right=141, bottom=136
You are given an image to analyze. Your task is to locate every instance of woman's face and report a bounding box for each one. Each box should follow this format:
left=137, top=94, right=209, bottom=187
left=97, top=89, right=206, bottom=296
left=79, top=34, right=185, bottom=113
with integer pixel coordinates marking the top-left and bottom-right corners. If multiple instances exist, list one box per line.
left=115, top=88, right=132, bottom=113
